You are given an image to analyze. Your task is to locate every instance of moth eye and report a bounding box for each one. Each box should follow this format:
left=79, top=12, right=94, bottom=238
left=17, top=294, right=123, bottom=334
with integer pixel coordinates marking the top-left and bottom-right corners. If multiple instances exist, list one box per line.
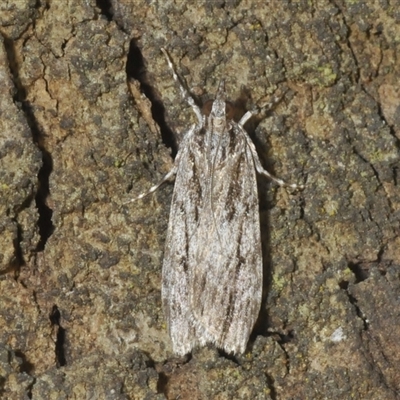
left=225, top=102, right=235, bottom=120
left=202, top=100, right=213, bottom=116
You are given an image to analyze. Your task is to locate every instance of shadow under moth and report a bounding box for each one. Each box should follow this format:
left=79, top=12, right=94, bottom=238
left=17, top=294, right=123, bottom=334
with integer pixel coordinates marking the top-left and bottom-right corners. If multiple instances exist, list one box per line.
left=133, top=48, right=303, bottom=356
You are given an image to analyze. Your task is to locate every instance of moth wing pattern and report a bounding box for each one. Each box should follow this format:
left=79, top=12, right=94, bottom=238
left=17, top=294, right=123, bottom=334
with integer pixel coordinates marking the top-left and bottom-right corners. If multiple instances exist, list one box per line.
left=161, top=125, right=203, bottom=355
left=191, top=123, right=263, bottom=354
left=162, top=120, right=263, bottom=355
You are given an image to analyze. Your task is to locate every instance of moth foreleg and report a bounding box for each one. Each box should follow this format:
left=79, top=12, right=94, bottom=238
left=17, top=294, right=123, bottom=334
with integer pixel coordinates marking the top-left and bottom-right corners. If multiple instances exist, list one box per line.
left=244, top=134, right=304, bottom=190
left=125, top=166, right=177, bottom=203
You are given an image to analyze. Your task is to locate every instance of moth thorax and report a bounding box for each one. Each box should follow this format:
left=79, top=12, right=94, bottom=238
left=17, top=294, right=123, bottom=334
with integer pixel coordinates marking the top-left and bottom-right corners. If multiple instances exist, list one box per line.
left=209, top=115, right=228, bottom=134
left=211, top=99, right=228, bottom=133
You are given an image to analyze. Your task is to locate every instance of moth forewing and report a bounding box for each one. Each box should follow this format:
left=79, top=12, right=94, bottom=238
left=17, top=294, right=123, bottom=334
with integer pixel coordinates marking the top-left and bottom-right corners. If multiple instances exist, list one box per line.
left=188, top=126, right=263, bottom=354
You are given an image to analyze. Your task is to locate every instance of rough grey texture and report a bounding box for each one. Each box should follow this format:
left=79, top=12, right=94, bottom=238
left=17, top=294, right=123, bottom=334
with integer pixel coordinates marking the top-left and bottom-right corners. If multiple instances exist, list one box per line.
left=0, top=344, right=35, bottom=399
left=0, top=32, right=41, bottom=273
left=31, top=351, right=162, bottom=400
left=0, top=0, right=399, bottom=399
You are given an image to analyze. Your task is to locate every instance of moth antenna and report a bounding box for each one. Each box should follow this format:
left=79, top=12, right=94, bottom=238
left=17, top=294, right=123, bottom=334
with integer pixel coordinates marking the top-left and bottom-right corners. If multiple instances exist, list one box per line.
left=161, top=48, right=203, bottom=125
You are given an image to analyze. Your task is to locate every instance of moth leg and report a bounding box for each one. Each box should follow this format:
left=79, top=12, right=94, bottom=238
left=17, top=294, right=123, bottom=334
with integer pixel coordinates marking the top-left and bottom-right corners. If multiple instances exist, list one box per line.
left=239, top=99, right=303, bottom=189
left=161, top=48, right=203, bottom=126
left=239, top=91, right=287, bottom=126
left=126, top=121, right=196, bottom=204
left=238, top=110, right=257, bottom=126
left=125, top=166, right=177, bottom=203
left=244, top=133, right=304, bottom=190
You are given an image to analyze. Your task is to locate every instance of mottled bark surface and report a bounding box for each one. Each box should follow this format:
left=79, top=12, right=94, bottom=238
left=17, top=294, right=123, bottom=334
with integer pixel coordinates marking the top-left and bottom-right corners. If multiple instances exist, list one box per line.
left=0, top=1, right=399, bottom=399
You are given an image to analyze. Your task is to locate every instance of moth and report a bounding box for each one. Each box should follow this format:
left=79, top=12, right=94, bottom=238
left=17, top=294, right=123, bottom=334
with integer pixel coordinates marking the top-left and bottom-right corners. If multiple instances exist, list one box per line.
left=134, top=49, right=302, bottom=355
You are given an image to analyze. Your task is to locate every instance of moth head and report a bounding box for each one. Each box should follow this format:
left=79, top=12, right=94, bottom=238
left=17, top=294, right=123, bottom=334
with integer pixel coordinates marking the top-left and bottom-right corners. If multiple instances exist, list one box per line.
left=205, top=80, right=232, bottom=133
left=211, top=80, right=227, bottom=117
